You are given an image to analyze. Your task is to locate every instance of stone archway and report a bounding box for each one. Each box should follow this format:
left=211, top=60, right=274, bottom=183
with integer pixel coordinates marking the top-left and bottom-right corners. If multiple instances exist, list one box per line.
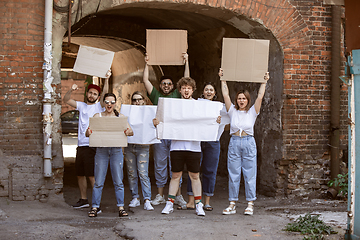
left=53, top=0, right=310, bottom=196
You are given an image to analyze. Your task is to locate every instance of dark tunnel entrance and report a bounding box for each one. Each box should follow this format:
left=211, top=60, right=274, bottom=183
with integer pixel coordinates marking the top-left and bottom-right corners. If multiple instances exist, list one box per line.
left=60, top=3, right=283, bottom=204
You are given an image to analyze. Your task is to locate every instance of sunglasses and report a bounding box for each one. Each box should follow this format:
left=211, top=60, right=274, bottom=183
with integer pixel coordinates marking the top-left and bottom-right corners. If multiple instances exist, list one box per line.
left=104, top=100, right=116, bottom=104
left=132, top=97, right=144, bottom=102
left=161, top=82, right=173, bottom=86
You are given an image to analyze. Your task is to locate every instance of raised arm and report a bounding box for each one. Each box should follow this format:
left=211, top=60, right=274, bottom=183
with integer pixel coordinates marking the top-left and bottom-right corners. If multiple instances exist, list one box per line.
left=143, top=54, right=154, bottom=95
left=100, top=70, right=111, bottom=108
left=183, top=53, right=189, bottom=78
left=219, top=69, right=232, bottom=111
left=63, top=83, right=78, bottom=108
left=254, top=72, right=269, bottom=114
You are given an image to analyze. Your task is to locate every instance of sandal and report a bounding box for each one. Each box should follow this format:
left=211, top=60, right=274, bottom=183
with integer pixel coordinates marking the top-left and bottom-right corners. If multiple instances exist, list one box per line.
left=119, top=208, right=128, bottom=217
left=244, top=202, right=254, bottom=215
left=88, top=207, right=101, bottom=217
left=177, top=206, right=195, bottom=210
left=222, top=203, right=236, bottom=215
left=204, top=204, right=213, bottom=211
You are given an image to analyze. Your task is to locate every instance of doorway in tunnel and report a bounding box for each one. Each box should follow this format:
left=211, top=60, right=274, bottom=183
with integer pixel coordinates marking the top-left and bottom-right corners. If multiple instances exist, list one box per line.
left=59, top=2, right=284, bottom=203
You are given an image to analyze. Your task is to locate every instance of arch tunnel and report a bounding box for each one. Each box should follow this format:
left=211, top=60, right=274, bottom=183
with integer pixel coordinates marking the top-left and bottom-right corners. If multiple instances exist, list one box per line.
left=59, top=2, right=284, bottom=196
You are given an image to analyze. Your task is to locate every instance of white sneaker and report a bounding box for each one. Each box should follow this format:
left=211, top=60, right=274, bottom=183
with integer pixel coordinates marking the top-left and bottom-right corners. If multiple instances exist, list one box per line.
left=196, top=202, right=205, bottom=216
left=144, top=200, right=154, bottom=211
left=174, top=195, right=187, bottom=208
left=129, top=198, right=140, bottom=208
left=161, top=201, right=174, bottom=214
left=151, top=194, right=166, bottom=206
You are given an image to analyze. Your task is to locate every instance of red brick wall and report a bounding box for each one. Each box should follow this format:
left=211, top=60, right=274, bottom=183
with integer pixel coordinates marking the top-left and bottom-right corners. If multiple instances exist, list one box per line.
left=0, top=0, right=45, bottom=156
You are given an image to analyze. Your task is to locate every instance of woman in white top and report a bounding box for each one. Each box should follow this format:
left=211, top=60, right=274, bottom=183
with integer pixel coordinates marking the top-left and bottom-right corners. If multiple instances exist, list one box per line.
left=86, top=93, right=133, bottom=218
left=220, top=69, right=269, bottom=216
left=124, top=91, right=154, bottom=211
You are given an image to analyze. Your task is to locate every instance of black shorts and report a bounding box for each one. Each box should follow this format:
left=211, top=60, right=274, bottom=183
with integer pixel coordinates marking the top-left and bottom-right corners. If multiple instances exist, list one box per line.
left=170, top=151, right=201, bottom=173
left=75, top=146, right=96, bottom=177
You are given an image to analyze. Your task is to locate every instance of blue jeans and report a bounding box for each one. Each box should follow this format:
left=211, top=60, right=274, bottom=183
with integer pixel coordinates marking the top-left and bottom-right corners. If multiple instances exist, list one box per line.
left=124, top=144, right=152, bottom=201
left=227, top=135, right=257, bottom=202
left=92, top=147, right=124, bottom=208
left=187, top=141, right=220, bottom=196
left=153, top=139, right=182, bottom=188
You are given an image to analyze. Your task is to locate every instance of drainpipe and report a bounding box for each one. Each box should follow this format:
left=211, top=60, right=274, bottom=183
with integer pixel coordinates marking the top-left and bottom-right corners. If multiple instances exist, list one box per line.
left=43, top=0, right=54, bottom=177
left=330, top=5, right=341, bottom=181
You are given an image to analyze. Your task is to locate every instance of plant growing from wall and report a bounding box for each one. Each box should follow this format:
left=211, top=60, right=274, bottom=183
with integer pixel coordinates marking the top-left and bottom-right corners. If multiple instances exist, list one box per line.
left=328, top=173, right=348, bottom=198
left=284, top=213, right=337, bottom=240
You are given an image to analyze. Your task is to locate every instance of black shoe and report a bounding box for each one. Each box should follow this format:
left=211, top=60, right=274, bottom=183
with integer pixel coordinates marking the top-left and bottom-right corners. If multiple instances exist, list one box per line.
left=73, top=199, right=90, bottom=209
left=88, top=207, right=102, bottom=217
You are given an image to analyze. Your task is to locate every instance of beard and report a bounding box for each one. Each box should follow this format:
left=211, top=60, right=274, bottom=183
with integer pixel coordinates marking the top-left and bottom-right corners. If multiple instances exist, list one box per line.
left=87, top=97, right=97, bottom=104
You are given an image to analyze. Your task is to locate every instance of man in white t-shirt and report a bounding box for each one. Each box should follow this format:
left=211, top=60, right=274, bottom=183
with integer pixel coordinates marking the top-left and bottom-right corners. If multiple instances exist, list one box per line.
left=63, top=72, right=110, bottom=208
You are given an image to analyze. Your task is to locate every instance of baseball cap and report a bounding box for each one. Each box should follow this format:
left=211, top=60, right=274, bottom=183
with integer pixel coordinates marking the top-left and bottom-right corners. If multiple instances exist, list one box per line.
left=87, top=84, right=101, bottom=94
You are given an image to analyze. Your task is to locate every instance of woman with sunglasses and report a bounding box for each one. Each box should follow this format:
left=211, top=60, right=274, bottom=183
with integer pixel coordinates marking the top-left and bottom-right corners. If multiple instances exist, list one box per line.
left=182, top=82, right=221, bottom=211
left=86, top=93, right=133, bottom=218
left=124, top=91, right=154, bottom=211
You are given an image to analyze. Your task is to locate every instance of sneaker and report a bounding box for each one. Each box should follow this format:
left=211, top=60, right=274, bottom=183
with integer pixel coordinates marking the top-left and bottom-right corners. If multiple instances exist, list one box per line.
left=129, top=198, right=140, bottom=208
left=151, top=194, right=166, bottom=206
left=196, top=202, right=205, bottom=216
left=73, top=198, right=90, bottom=209
left=144, top=200, right=154, bottom=211
left=174, top=195, right=187, bottom=208
left=161, top=201, right=174, bottom=214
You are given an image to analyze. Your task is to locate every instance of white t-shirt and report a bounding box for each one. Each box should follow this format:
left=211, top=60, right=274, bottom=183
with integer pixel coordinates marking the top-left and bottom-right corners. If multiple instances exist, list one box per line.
left=170, top=140, right=201, bottom=152
left=76, top=101, right=104, bottom=146
left=228, top=104, right=259, bottom=136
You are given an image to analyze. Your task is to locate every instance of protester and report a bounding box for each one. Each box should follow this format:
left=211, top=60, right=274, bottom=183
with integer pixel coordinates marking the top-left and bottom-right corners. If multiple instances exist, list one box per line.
left=124, top=91, right=154, bottom=211
left=183, top=82, right=221, bottom=211
left=63, top=71, right=110, bottom=209
left=220, top=69, right=269, bottom=215
left=86, top=93, right=133, bottom=217
left=154, top=77, right=221, bottom=216
left=142, top=54, right=189, bottom=208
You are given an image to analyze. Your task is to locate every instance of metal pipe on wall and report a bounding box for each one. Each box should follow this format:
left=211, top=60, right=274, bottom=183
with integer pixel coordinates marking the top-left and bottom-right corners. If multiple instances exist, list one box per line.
left=43, top=0, right=54, bottom=177
left=330, top=5, right=341, bottom=181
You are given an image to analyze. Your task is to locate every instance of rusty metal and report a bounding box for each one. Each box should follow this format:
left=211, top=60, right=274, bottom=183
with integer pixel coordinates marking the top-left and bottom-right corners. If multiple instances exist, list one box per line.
left=345, top=0, right=360, bottom=52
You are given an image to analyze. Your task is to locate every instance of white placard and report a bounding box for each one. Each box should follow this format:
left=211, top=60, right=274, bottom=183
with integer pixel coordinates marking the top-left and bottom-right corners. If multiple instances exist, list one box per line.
left=73, top=45, right=115, bottom=78
left=221, top=38, right=269, bottom=83
left=120, top=105, right=161, bottom=144
left=156, top=98, right=223, bottom=141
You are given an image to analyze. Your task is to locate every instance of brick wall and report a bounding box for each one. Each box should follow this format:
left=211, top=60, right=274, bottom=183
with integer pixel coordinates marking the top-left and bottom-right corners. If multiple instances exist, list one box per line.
left=0, top=0, right=45, bottom=156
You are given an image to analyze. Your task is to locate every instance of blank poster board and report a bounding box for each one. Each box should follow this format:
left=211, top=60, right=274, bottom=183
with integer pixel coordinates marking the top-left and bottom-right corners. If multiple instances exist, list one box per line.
left=120, top=105, right=161, bottom=145
left=73, top=45, right=115, bottom=78
left=156, top=98, right=223, bottom=141
left=146, top=29, right=187, bottom=65
left=220, top=38, right=269, bottom=83
left=89, top=116, right=128, bottom=147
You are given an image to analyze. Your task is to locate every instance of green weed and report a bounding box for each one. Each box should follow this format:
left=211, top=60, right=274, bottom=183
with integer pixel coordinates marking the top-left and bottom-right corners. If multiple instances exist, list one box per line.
left=284, top=213, right=337, bottom=240
left=328, top=173, right=348, bottom=198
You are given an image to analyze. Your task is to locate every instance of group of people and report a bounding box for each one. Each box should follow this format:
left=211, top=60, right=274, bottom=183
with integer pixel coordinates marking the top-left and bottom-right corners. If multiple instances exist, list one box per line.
left=63, top=53, right=269, bottom=218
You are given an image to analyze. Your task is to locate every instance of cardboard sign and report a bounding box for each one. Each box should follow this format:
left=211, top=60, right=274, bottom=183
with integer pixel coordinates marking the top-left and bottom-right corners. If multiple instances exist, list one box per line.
left=73, top=45, right=115, bottom=78
left=146, top=29, right=188, bottom=65
left=220, top=38, right=269, bottom=83
left=155, top=98, right=223, bottom=141
left=89, top=116, right=128, bottom=147
left=120, top=105, right=161, bottom=145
